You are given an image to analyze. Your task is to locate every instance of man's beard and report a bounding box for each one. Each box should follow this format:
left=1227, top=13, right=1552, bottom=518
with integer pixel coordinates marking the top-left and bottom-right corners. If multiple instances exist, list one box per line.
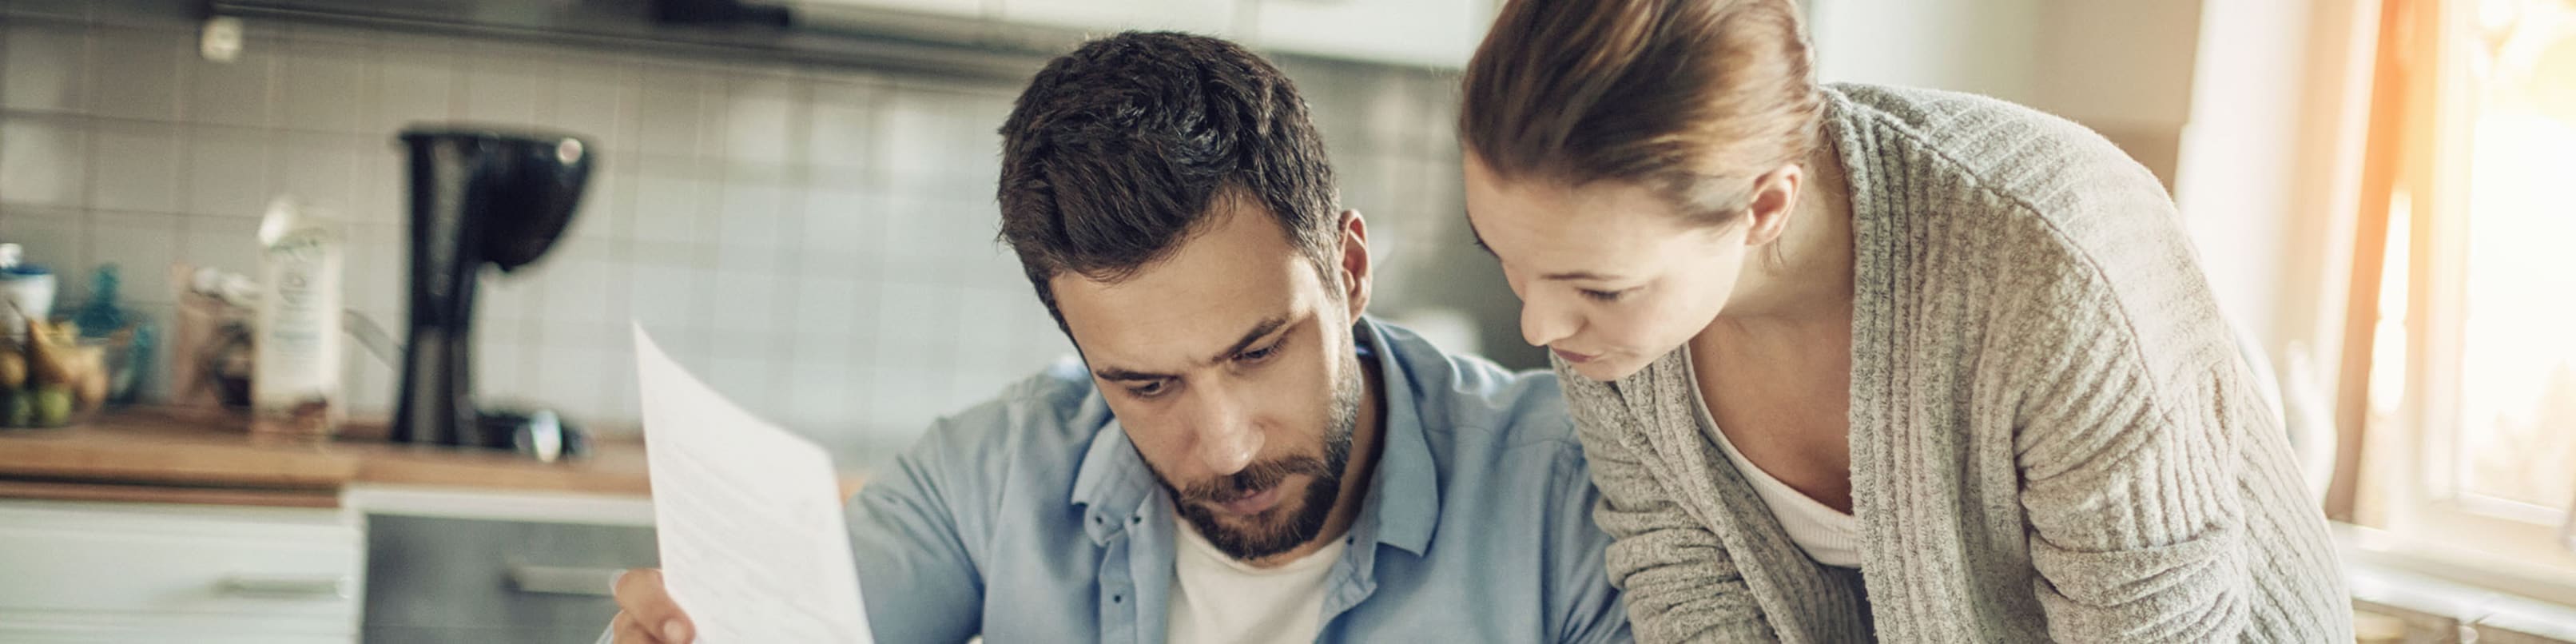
left=1156, top=354, right=1366, bottom=561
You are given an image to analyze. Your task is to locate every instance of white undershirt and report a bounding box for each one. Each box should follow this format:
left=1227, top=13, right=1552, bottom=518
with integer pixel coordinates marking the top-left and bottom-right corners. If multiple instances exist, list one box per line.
left=1166, top=515, right=1346, bottom=644
left=1686, top=360, right=1865, bottom=568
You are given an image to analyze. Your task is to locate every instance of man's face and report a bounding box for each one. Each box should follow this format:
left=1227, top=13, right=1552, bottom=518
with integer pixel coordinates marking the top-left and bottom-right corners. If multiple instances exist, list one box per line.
left=1050, top=199, right=1369, bottom=562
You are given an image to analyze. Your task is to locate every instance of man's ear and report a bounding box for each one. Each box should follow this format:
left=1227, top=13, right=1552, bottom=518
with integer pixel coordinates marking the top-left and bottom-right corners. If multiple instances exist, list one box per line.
left=1337, top=209, right=1372, bottom=320
left=1741, top=164, right=1804, bottom=247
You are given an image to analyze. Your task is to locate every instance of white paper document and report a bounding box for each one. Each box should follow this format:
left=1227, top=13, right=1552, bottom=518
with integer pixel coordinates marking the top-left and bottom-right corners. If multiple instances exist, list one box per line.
left=634, top=324, right=874, bottom=643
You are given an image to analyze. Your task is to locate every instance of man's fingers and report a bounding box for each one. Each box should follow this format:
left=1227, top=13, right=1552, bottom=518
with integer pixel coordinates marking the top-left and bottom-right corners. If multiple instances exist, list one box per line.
left=610, top=610, right=661, bottom=644
left=610, top=568, right=694, bottom=642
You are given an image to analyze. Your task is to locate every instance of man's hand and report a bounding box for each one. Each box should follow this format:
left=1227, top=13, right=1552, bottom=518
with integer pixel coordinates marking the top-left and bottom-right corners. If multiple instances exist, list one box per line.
left=610, top=568, right=697, bottom=643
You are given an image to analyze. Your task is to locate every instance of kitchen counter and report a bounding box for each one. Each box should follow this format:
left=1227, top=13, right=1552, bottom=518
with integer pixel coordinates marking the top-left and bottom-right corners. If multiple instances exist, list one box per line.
left=0, top=408, right=866, bottom=509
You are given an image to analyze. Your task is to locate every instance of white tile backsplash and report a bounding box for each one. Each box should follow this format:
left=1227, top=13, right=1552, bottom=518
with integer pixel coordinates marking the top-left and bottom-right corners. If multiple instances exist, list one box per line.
left=374, top=45, right=458, bottom=134
left=707, top=352, right=782, bottom=417
left=714, top=179, right=789, bottom=250
left=544, top=57, right=639, bottom=153
left=183, top=41, right=276, bottom=129
left=177, top=213, right=259, bottom=277
left=3, top=24, right=87, bottom=113
left=461, top=48, right=548, bottom=125
left=87, top=119, right=181, bottom=213
left=344, top=221, right=402, bottom=318
left=805, top=81, right=878, bottom=176
left=3, top=10, right=1489, bottom=452
left=184, top=124, right=274, bottom=217
left=280, top=38, right=374, bottom=134
left=527, top=341, right=614, bottom=415
left=627, top=156, right=710, bottom=244
left=707, top=268, right=783, bottom=335
left=85, top=211, right=179, bottom=303
left=723, top=75, right=801, bottom=165
left=626, top=258, right=705, bottom=332
left=88, top=27, right=181, bottom=121
left=0, top=210, right=89, bottom=295
left=274, top=130, right=364, bottom=213
left=0, top=115, right=89, bottom=206
left=632, top=66, right=710, bottom=158
left=475, top=336, right=530, bottom=401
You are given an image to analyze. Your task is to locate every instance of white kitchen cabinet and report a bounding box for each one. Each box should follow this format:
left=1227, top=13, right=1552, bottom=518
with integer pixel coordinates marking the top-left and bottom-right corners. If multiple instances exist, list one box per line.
left=1003, top=0, right=1243, bottom=38
left=1250, top=0, right=1497, bottom=69
left=793, top=0, right=992, bottom=19
left=0, top=500, right=365, bottom=644
left=789, top=0, right=1499, bottom=69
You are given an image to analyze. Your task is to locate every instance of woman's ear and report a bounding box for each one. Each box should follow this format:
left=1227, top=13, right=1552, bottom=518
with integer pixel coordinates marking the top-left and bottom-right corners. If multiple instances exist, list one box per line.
left=1338, top=209, right=1373, bottom=319
left=1741, top=164, right=1804, bottom=247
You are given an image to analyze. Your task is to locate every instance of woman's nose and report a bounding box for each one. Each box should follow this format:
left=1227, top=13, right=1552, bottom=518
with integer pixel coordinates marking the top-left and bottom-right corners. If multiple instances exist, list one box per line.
left=1521, top=294, right=1578, bottom=348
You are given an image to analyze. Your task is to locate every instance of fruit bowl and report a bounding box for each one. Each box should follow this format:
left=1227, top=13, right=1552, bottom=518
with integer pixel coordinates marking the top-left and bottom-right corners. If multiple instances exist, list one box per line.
left=0, top=320, right=120, bottom=429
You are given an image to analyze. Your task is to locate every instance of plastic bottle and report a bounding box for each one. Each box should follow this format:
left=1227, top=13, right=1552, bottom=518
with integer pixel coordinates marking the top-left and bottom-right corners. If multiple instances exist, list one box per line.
left=251, top=197, right=345, bottom=439
left=0, top=244, right=55, bottom=344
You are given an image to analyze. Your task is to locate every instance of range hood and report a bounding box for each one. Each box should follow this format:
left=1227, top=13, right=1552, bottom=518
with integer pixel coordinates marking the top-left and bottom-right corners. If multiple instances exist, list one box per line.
left=205, top=0, right=1083, bottom=80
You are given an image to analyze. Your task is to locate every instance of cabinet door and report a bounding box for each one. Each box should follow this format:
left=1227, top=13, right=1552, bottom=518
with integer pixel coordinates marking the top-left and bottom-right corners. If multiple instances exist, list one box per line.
left=0, top=500, right=364, bottom=644
left=362, top=514, right=658, bottom=644
left=1252, top=0, right=1494, bottom=68
left=1001, top=0, right=1243, bottom=38
left=791, top=0, right=991, bottom=20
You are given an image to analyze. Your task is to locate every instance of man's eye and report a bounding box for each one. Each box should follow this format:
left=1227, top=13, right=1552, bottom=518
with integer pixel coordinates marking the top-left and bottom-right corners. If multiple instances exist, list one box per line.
left=1128, top=380, right=1169, bottom=398
left=1580, top=288, right=1631, bottom=303
left=1238, top=344, right=1280, bottom=364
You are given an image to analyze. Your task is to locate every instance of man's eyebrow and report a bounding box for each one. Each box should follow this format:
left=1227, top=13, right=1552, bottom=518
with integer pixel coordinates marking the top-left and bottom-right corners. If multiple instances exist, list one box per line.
left=1088, top=316, right=1289, bottom=382
left=1093, top=366, right=1175, bottom=382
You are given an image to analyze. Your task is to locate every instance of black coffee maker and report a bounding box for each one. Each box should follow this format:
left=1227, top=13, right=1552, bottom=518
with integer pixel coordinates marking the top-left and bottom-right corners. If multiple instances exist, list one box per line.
left=392, top=128, right=591, bottom=449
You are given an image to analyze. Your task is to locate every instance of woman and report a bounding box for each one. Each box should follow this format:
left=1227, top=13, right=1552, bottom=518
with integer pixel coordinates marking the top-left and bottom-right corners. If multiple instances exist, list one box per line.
left=1455, top=0, right=2349, bottom=642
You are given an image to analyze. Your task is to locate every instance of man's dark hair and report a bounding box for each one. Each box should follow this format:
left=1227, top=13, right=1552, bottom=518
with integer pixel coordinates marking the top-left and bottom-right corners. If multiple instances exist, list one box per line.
left=996, top=31, right=1341, bottom=333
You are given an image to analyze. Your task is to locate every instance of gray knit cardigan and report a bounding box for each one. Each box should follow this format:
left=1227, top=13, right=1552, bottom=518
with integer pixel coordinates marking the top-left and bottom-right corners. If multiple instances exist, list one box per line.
left=1556, top=84, right=2351, bottom=643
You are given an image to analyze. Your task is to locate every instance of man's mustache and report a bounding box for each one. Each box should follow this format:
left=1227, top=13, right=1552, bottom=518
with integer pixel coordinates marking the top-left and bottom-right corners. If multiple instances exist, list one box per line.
left=1174, top=455, right=1334, bottom=505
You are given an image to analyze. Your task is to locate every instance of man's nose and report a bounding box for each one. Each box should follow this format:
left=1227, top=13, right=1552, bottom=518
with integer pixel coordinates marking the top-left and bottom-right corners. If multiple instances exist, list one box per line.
left=1187, top=390, right=1260, bottom=475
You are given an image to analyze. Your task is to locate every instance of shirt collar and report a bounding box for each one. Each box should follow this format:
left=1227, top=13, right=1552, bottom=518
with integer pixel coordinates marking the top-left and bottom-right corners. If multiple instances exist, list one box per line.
left=1067, top=316, right=1442, bottom=556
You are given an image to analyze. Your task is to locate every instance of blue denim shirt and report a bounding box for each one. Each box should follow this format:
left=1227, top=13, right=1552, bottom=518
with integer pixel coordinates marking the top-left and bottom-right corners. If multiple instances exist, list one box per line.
left=849, top=319, right=1629, bottom=643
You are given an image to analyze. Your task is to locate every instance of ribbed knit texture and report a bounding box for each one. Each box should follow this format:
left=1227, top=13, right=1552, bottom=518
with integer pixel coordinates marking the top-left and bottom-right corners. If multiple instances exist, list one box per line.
left=1556, top=84, right=2351, bottom=643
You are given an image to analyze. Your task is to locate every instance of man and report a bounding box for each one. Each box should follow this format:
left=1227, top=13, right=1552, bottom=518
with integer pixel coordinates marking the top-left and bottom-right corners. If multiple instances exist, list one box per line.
left=610, top=32, right=1628, bottom=643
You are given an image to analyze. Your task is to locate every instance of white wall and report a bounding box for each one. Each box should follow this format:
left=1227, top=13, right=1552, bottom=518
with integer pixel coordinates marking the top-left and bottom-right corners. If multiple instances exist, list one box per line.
left=1812, top=0, right=2383, bottom=409
left=2174, top=0, right=2321, bottom=357
left=1811, top=0, right=2375, bottom=372
left=1809, top=0, right=2045, bottom=105
left=1807, top=0, right=2204, bottom=186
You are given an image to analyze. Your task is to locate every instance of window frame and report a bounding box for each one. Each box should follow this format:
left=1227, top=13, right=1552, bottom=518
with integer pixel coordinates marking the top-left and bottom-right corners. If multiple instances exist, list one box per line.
left=2359, top=0, right=2576, bottom=590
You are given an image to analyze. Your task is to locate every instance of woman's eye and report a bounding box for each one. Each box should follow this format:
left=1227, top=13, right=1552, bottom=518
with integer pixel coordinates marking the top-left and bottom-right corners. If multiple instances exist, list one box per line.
left=1580, top=288, right=1630, bottom=303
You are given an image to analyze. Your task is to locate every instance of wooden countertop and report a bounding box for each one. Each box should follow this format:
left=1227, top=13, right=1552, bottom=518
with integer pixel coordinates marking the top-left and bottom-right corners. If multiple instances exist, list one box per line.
left=0, top=408, right=817, bottom=509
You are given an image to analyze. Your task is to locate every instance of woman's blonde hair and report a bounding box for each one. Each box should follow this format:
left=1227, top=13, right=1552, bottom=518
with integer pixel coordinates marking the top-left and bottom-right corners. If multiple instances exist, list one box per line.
left=1458, top=0, right=1824, bottom=226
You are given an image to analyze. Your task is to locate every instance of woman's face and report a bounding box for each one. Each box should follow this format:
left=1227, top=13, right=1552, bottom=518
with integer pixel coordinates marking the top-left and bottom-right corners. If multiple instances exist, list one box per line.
left=1463, top=155, right=1751, bottom=382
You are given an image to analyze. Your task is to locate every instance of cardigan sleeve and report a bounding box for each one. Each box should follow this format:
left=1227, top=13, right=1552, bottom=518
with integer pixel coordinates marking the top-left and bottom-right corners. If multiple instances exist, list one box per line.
left=1555, top=360, right=1778, bottom=644
left=2003, top=211, right=2269, bottom=642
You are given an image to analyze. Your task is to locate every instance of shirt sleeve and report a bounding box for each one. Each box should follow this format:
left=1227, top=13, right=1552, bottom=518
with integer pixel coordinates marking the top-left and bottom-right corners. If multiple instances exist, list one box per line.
left=1547, top=442, right=1636, bottom=644
left=847, top=413, right=994, bottom=643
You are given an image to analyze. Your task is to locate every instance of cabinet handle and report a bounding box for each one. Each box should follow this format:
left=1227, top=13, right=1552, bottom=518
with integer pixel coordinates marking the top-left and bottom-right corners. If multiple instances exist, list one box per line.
left=216, top=574, right=351, bottom=599
left=508, top=564, right=625, bottom=597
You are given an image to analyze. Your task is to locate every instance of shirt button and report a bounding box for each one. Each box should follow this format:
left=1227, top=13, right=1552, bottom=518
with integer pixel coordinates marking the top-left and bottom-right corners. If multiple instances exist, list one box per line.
left=1112, top=594, right=1123, bottom=603
left=1130, top=516, right=1141, bottom=524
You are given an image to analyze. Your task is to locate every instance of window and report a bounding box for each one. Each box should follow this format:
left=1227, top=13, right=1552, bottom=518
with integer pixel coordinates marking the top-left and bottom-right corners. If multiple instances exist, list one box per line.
left=2352, top=0, right=2576, bottom=590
